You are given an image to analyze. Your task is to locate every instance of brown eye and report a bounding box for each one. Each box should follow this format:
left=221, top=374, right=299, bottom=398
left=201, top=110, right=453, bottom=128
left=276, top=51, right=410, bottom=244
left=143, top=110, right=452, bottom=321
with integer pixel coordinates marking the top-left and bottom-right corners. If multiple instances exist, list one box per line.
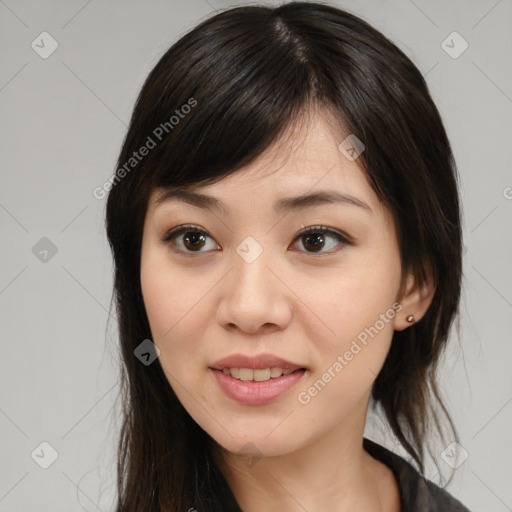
left=292, top=226, right=350, bottom=254
left=182, top=231, right=207, bottom=251
left=302, top=232, right=326, bottom=252
left=162, top=224, right=351, bottom=256
left=162, top=225, right=219, bottom=253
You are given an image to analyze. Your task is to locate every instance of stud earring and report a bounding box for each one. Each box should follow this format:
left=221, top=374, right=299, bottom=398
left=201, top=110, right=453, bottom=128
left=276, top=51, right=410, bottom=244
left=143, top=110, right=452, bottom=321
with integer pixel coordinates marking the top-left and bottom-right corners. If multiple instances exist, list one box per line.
left=406, top=315, right=415, bottom=323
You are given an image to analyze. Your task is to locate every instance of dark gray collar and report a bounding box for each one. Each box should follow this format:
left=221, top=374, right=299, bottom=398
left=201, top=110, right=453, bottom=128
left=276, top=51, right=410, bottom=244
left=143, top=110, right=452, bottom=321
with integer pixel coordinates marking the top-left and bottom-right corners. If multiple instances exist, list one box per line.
left=211, top=437, right=472, bottom=511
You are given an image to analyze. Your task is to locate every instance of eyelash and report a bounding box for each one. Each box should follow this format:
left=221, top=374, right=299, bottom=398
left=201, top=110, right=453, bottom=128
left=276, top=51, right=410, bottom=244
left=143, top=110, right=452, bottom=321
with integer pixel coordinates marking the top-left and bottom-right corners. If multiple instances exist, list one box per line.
left=161, top=224, right=352, bottom=256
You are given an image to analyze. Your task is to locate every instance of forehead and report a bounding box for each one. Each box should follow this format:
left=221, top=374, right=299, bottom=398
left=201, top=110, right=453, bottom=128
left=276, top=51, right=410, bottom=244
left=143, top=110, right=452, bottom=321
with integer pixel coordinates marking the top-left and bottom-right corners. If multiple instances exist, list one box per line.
left=150, top=108, right=380, bottom=214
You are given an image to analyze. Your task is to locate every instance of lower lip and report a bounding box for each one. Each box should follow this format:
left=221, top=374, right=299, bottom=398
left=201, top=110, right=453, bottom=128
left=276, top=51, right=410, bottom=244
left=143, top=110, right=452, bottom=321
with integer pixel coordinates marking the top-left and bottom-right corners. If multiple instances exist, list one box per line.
left=210, top=368, right=307, bottom=406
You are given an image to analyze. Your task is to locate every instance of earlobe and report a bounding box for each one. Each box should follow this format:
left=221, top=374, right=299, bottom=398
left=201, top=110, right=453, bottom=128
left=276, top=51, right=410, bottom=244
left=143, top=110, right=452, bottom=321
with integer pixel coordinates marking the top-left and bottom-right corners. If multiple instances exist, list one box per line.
left=393, top=270, right=435, bottom=332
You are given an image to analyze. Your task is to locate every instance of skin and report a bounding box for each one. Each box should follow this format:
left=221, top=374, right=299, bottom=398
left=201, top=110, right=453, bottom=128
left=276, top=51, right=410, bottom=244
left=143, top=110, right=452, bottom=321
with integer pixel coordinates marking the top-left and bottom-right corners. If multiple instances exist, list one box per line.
left=140, top=106, right=435, bottom=511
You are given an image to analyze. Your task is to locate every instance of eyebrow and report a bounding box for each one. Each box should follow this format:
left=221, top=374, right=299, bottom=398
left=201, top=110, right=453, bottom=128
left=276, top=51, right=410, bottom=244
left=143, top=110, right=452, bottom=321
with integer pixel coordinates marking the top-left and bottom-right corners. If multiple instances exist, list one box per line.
left=155, top=188, right=373, bottom=215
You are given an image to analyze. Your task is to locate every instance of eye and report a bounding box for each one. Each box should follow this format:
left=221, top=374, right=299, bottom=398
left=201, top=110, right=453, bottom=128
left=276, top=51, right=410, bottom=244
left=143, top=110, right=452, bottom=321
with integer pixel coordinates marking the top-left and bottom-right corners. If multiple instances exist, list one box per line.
left=161, top=224, right=219, bottom=254
left=290, top=225, right=351, bottom=255
left=161, top=224, right=351, bottom=255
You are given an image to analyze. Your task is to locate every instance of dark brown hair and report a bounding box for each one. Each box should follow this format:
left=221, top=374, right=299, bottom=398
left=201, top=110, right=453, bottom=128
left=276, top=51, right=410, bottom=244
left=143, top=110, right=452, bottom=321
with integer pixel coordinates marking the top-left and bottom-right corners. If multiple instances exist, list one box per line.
left=105, top=2, right=464, bottom=510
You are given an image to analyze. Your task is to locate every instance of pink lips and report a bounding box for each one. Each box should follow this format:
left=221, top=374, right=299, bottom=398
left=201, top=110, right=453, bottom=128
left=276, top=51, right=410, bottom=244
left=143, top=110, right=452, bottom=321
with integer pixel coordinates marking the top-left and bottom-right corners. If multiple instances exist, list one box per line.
left=209, top=353, right=307, bottom=406
left=210, top=353, right=304, bottom=372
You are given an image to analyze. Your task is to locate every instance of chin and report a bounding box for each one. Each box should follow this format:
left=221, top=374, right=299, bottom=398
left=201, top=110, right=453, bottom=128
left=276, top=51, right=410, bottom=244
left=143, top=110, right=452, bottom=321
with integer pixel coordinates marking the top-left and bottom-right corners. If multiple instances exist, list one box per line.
left=210, top=428, right=301, bottom=460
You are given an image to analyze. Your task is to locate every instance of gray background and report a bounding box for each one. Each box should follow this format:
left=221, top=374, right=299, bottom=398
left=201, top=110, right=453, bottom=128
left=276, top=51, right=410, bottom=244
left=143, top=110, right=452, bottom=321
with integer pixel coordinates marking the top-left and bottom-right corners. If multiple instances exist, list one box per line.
left=1, top=0, right=511, bottom=510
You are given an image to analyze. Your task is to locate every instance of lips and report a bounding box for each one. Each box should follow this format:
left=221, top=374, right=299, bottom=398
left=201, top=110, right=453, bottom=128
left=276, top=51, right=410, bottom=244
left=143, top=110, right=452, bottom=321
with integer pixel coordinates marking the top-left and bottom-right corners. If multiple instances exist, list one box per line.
left=210, top=353, right=305, bottom=372
left=209, top=353, right=308, bottom=405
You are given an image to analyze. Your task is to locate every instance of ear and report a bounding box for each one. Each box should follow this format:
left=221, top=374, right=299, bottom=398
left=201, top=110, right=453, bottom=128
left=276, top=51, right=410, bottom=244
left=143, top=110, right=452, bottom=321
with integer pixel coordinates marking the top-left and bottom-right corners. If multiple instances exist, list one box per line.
left=393, top=269, right=436, bottom=331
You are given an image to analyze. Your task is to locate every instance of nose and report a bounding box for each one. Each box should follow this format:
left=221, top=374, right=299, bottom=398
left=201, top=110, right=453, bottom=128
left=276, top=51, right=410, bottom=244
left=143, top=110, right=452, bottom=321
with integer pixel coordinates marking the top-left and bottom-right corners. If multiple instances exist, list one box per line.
left=216, top=246, right=293, bottom=334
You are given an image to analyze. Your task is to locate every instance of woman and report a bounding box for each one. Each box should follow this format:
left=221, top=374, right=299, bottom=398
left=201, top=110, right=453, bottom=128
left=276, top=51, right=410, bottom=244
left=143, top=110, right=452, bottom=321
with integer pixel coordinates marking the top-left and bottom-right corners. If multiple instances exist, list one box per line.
left=105, top=2, right=471, bottom=510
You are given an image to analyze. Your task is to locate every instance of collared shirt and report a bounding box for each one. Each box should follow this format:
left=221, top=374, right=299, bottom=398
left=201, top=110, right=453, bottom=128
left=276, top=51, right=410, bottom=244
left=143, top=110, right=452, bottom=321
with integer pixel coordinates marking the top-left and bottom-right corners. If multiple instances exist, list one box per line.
left=209, top=437, right=472, bottom=511
left=362, top=437, right=472, bottom=511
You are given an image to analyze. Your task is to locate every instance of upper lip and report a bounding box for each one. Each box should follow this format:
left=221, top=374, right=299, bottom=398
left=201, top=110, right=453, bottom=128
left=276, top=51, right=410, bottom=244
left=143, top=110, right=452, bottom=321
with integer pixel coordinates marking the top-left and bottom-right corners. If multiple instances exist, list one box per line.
left=210, top=353, right=305, bottom=371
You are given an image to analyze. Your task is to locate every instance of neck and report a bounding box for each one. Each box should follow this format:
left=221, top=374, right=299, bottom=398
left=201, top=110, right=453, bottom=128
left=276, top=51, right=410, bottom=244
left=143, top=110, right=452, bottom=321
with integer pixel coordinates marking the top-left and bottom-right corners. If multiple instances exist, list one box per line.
left=211, top=396, right=386, bottom=512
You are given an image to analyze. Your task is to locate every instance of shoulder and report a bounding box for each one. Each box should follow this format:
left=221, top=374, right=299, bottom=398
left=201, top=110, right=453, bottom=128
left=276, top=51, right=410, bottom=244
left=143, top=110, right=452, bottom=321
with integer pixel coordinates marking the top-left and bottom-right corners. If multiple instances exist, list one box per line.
left=419, top=477, right=472, bottom=511
left=363, top=437, right=473, bottom=512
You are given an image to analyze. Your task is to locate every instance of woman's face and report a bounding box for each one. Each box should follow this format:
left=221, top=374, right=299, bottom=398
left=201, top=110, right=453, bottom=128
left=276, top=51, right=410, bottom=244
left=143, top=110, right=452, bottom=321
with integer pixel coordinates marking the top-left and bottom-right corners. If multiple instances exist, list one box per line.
left=140, top=110, right=407, bottom=458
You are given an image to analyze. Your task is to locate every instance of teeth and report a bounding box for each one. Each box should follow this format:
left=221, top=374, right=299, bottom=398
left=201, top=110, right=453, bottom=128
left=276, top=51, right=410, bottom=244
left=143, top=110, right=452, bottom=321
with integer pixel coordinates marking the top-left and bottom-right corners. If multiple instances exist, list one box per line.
left=270, top=367, right=282, bottom=378
left=239, top=368, right=254, bottom=381
left=221, top=367, right=298, bottom=381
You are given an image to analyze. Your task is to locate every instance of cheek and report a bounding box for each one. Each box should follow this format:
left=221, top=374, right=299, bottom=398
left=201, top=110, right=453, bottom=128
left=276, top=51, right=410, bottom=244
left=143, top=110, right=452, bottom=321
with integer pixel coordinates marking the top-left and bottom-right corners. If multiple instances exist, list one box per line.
left=300, top=249, right=401, bottom=391
left=306, top=255, right=400, bottom=341
left=140, top=266, right=175, bottom=339
left=140, top=272, right=214, bottom=426
left=295, top=300, right=397, bottom=425
left=140, top=256, right=212, bottom=379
